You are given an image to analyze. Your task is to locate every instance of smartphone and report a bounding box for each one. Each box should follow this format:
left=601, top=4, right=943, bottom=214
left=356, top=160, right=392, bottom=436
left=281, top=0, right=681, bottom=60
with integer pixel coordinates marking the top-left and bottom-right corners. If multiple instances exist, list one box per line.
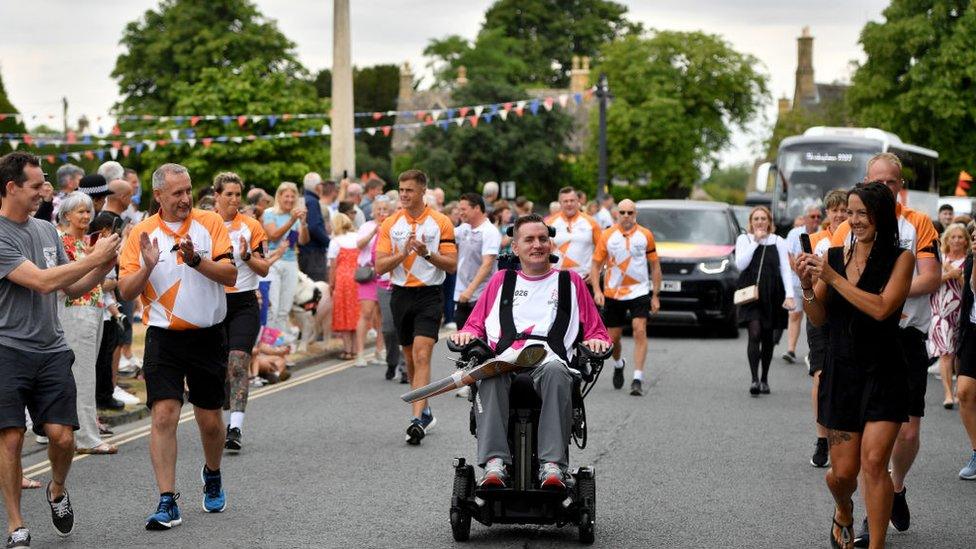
left=800, top=232, right=812, bottom=254
left=111, top=216, right=125, bottom=237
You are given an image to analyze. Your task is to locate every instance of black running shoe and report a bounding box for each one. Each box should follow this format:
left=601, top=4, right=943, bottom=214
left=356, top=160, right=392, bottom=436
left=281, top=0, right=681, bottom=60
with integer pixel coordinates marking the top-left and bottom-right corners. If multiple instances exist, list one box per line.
left=749, top=381, right=761, bottom=396
left=852, top=517, right=869, bottom=547
left=46, top=483, right=74, bottom=537
left=782, top=351, right=796, bottom=363
left=890, top=487, right=910, bottom=531
left=405, top=418, right=425, bottom=445
left=224, top=426, right=242, bottom=453
left=385, top=363, right=396, bottom=380
left=810, top=437, right=829, bottom=468
left=629, top=379, right=643, bottom=396
left=759, top=381, right=770, bottom=394
left=612, top=362, right=625, bottom=390
left=5, top=527, right=29, bottom=548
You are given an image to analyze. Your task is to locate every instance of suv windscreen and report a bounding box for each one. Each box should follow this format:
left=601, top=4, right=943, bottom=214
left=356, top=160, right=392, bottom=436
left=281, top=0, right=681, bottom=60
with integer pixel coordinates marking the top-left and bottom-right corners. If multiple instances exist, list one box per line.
left=637, top=208, right=735, bottom=245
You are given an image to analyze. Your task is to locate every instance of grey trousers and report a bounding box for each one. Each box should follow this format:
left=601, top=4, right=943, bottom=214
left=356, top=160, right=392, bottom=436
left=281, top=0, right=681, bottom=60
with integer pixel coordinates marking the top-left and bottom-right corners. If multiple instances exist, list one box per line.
left=475, top=360, right=574, bottom=468
left=377, top=286, right=401, bottom=369
left=58, top=304, right=105, bottom=449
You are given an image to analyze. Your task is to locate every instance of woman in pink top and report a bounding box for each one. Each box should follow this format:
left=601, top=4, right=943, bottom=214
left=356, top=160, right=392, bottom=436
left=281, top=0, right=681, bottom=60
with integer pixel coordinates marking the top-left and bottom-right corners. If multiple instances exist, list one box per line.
left=353, top=198, right=393, bottom=367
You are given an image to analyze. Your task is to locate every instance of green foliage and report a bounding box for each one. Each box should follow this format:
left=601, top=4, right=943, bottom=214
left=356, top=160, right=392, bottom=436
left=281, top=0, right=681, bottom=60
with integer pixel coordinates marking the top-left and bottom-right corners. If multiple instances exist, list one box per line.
left=482, top=0, right=637, bottom=87
left=110, top=0, right=328, bottom=191
left=590, top=31, right=768, bottom=198
left=112, top=0, right=303, bottom=115
left=406, top=79, right=574, bottom=205
left=846, top=0, right=975, bottom=194
left=702, top=164, right=750, bottom=205
left=0, top=70, right=27, bottom=155
left=424, top=29, right=531, bottom=88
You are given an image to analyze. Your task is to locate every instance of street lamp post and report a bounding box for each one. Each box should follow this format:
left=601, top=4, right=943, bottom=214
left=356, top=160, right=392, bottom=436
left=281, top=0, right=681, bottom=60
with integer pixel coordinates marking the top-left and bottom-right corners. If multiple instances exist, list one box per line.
left=595, top=73, right=609, bottom=202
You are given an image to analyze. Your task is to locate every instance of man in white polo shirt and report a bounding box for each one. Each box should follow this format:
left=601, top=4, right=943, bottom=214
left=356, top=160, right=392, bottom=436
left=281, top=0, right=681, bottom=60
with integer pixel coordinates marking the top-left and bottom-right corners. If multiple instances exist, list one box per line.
left=119, top=163, right=237, bottom=531
left=453, top=193, right=501, bottom=329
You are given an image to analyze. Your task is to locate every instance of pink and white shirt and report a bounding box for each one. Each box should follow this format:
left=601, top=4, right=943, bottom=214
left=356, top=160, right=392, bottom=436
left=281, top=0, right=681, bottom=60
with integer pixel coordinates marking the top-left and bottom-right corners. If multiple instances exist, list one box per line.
left=460, top=269, right=610, bottom=366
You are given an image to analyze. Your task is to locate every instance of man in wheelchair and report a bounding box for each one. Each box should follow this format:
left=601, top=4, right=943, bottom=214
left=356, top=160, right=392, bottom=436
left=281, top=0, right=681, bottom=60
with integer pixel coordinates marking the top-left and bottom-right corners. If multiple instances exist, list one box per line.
left=449, top=213, right=610, bottom=491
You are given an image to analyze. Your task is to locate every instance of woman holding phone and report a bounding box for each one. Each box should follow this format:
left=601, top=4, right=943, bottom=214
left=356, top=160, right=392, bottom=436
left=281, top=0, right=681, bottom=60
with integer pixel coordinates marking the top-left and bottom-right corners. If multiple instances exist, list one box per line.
left=262, top=182, right=309, bottom=341
left=796, top=182, right=914, bottom=549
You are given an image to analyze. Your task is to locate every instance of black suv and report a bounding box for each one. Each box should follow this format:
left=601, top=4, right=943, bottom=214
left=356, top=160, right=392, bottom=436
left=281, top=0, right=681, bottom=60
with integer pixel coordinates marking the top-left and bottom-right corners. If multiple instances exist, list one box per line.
left=636, top=200, right=741, bottom=337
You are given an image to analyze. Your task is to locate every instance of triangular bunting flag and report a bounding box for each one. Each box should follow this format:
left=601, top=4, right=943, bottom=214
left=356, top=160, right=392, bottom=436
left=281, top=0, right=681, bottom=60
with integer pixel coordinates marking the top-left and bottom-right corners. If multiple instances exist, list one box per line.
left=529, top=99, right=540, bottom=115
left=454, top=117, right=465, bottom=127
left=558, top=94, right=569, bottom=108
left=459, top=107, right=470, bottom=117
left=365, top=127, right=376, bottom=136
left=381, top=126, right=392, bottom=137
left=430, top=109, right=441, bottom=120
left=70, top=152, right=81, bottom=161
left=468, top=115, right=479, bottom=128
left=574, top=93, right=583, bottom=105
left=267, top=115, right=278, bottom=128
left=237, top=115, right=248, bottom=127
left=135, top=143, right=145, bottom=154
left=320, top=124, right=331, bottom=135
left=231, top=136, right=243, bottom=144
left=169, top=129, right=180, bottom=141
left=84, top=151, right=95, bottom=160
left=220, top=115, right=232, bottom=125
left=190, top=116, right=201, bottom=126
left=499, top=109, right=509, bottom=121
left=23, top=135, right=32, bottom=146
left=186, top=138, right=197, bottom=148
left=67, top=131, right=77, bottom=144
left=46, top=155, right=55, bottom=164
left=122, top=145, right=131, bottom=157
left=474, top=105, right=484, bottom=117
left=111, top=124, right=121, bottom=136
left=373, top=112, right=383, bottom=121
left=202, top=138, right=213, bottom=148
left=543, top=97, right=554, bottom=111
left=251, top=115, right=263, bottom=124
left=145, top=140, right=157, bottom=151
left=8, top=140, right=18, bottom=150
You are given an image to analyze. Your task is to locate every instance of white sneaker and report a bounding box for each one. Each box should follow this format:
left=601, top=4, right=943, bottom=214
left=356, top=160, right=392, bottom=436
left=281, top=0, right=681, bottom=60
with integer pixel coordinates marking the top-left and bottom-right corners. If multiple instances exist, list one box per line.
left=36, top=435, right=48, bottom=444
left=118, top=356, right=140, bottom=374
left=354, top=357, right=368, bottom=368
left=367, top=328, right=377, bottom=340
left=443, top=322, right=457, bottom=331
left=375, top=348, right=387, bottom=363
left=113, top=386, right=140, bottom=405
left=927, top=363, right=941, bottom=377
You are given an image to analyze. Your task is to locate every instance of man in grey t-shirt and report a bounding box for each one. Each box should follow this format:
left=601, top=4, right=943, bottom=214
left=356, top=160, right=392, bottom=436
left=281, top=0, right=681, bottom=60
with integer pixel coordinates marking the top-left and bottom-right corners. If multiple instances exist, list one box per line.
left=0, top=152, right=120, bottom=544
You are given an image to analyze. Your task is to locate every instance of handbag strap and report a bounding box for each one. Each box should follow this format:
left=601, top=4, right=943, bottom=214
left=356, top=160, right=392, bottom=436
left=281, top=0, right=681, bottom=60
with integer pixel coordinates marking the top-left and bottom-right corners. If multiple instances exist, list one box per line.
left=754, top=238, right=768, bottom=285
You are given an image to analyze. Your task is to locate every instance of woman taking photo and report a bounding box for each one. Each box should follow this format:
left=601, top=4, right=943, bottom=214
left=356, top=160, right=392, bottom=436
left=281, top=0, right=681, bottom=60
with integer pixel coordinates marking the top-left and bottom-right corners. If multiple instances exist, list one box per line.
left=262, top=182, right=309, bottom=340
left=214, top=173, right=284, bottom=451
left=327, top=213, right=361, bottom=359
left=353, top=197, right=392, bottom=367
left=929, top=222, right=969, bottom=409
left=734, top=206, right=794, bottom=395
left=57, top=191, right=117, bottom=454
left=796, top=182, right=914, bottom=549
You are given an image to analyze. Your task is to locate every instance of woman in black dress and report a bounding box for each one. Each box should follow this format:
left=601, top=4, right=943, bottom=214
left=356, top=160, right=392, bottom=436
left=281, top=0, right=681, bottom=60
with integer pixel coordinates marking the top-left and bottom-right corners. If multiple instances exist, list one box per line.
left=734, top=206, right=795, bottom=395
left=796, top=182, right=914, bottom=549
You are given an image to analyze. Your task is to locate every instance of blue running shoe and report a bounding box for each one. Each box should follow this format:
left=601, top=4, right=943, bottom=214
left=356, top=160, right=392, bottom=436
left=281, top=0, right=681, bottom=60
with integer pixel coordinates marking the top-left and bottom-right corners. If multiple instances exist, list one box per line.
left=420, top=407, right=437, bottom=433
left=145, top=493, right=182, bottom=530
left=201, top=466, right=226, bottom=513
left=960, top=450, right=976, bottom=480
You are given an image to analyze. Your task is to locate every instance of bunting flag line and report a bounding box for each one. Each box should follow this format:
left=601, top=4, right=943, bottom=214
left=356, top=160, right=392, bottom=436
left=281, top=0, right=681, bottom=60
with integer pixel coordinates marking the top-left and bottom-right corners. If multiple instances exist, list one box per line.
left=0, top=87, right=596, bottom=135
left=22, top=106, right=563, bottom=168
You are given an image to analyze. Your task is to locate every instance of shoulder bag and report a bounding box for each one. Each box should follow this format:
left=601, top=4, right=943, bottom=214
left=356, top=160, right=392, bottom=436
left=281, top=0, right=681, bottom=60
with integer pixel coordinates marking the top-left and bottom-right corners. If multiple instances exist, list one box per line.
left=734, top=239, right=767, bottom=306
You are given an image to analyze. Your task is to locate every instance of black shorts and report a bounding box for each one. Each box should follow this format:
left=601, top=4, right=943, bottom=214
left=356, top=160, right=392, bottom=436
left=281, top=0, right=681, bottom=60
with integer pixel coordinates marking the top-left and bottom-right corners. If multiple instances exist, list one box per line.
left=602, top=295, right=650, bottom=328
left=900, top=327, right=929, bottom=418
left=957, top=325, right=976, bottom=380
left=391, top=285, right=443, bottom=346
left=0, top=345, right=77, bottom=436
left=225, top=291, right=261, bottom=353
left=143, top=325, right=227, bottom=410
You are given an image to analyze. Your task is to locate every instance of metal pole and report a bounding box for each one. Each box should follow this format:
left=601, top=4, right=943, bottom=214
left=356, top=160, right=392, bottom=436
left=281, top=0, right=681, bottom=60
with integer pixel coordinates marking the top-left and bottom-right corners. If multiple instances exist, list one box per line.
left=596, top=73, right=608, bottom=202
left=61, top=96, right=68, bottom=154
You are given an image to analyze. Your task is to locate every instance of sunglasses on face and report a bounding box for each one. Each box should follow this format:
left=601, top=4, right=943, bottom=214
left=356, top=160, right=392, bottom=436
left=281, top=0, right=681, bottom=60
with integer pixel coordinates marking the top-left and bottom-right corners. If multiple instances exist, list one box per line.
left=809, top=214, right=822, bottom=219
left=618, top=210, right=635, bottom=216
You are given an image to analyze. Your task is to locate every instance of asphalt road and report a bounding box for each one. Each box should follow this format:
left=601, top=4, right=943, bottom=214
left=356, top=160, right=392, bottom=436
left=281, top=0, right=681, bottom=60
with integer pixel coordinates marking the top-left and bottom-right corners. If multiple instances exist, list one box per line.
left=10, top=327, right=976, bottom=548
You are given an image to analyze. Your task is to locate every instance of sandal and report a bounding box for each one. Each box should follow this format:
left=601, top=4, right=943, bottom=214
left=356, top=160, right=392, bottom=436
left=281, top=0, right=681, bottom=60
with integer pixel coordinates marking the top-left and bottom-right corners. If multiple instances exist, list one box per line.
left=830, top=499, right=855, bottom=548
left=76, top=442, right=118, bottom=455
left=21, top=477, right=41, bottom=489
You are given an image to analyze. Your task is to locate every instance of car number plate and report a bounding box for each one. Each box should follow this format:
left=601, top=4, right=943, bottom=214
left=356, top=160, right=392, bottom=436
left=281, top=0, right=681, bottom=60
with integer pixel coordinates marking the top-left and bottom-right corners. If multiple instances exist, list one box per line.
left=661, top=280, right=681, bottom=292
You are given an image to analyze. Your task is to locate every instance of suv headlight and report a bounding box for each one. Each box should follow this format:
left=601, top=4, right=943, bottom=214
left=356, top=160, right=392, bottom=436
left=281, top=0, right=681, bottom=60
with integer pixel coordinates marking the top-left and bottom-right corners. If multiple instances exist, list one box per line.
left=698, top=258, right=729, bottom=274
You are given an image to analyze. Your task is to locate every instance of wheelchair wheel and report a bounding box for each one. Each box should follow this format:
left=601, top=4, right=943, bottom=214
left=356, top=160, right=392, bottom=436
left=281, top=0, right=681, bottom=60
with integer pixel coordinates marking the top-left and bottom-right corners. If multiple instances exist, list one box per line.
left=451, top=466, right=474, bottom=541
left=577, top=475, right=596, bottom=544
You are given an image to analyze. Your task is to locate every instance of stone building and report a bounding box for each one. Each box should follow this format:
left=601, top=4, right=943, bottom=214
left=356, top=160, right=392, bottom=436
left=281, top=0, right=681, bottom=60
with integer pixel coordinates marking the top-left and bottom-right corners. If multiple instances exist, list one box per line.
left=391, top=56, right=594, bottom=156
left=776, top=27, right=848, bottom=119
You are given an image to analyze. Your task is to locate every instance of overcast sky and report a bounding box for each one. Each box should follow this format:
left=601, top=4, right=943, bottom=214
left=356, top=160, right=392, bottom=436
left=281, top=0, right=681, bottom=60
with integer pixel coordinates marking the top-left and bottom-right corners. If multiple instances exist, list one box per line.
left=0, top=0, right=889, bottom=166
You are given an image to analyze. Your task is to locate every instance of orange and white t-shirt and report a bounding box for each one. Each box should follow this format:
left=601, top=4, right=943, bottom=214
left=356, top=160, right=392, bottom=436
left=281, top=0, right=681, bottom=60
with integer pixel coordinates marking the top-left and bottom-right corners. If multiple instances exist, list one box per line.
left=593, top=224, right=659, bottom=300
left=225, top=213, right=268, bottom=293
left=376, top=206, right=457, bottom=287
left=546, top=211, right=601, bottom=276
left=120, top=208, right=233, bottom=330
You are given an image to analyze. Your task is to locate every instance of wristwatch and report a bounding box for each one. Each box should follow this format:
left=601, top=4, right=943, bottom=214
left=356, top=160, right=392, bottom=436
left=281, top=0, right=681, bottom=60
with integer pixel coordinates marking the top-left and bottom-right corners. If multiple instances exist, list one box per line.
left=802, top=287, right=815, bottom=303
left=241, top=250, right=252, bottom=262
left=186, top=252, right=202, bottom=268
left=423, top=252, right=432, bottom=261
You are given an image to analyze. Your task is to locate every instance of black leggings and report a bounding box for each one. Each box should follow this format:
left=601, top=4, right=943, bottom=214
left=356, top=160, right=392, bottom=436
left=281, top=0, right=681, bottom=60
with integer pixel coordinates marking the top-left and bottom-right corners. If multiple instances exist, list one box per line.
left=747, top=320, right=774, bottom=383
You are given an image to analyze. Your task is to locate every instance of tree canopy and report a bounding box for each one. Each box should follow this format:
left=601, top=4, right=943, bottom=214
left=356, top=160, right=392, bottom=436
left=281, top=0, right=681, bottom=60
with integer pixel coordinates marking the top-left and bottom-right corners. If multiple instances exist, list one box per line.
left=591, top=31, right=768, bottom=197
left=846, top=0, right=975, bottom=193
left=111, top=0, right=327, bottom=190
left=0, top=70, right=28, bottom=154
left=482, top=0, right=637, bottom=87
